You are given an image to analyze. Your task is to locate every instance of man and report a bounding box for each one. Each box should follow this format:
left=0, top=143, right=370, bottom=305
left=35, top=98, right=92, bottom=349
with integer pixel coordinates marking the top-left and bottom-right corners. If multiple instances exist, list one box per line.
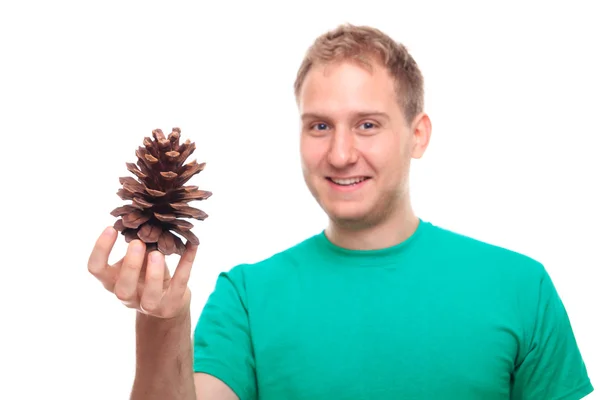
left=88, top=24, right=593, bottom=399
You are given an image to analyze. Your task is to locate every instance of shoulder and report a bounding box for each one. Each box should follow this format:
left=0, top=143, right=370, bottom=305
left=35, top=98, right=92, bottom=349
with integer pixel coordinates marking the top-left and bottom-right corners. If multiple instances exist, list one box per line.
left=425, top=221, right=548, bottom=282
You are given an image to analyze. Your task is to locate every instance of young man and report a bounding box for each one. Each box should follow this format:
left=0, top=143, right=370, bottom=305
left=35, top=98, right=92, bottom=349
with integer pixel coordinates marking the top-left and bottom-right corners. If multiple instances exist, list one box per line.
left=88, top=24, right=594, bottom=399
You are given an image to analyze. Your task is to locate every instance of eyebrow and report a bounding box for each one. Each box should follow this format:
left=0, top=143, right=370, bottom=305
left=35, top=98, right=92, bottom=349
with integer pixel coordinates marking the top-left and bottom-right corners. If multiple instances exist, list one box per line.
left=300, top=111, right=390, bottom=121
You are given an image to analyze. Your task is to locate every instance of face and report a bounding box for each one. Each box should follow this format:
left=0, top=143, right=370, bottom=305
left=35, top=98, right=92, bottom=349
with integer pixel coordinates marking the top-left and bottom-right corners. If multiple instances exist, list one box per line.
left=297, top=59, right=430, bottom=229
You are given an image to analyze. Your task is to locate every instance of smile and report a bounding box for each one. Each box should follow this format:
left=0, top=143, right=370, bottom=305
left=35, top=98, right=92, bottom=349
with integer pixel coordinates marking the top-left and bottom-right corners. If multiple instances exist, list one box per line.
left=327, top=177, right=371, bottom=186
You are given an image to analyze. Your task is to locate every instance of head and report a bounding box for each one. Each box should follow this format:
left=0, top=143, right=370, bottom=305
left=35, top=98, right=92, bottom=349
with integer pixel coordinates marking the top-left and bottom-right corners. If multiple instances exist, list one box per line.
left=294, top=24, right=432, bottom=231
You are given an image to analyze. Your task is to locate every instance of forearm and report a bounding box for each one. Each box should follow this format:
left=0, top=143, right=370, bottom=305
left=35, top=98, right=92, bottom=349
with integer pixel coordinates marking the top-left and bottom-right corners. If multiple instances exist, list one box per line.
left=131, top=308, right=196, bottom=400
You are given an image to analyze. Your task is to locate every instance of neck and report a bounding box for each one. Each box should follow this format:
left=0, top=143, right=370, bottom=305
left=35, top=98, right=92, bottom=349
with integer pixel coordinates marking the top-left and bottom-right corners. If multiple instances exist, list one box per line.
left=325, top=203, right=420, bottom=250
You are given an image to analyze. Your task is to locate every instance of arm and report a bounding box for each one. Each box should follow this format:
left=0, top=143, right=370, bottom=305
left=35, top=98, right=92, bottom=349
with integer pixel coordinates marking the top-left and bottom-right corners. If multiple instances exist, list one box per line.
left=88, top=227, right=238, bottom=400
left=131, top=309, right=238, bottom=400
left=131, top=309, right=195, bottom=399
left=511, top=265, right=594, bottom=399
left=192, top=266, right=258, bottom=400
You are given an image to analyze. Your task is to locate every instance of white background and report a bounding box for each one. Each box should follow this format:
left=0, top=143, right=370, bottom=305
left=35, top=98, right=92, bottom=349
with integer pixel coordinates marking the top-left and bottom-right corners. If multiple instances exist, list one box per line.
left=1, top=0, right=598, bottom=398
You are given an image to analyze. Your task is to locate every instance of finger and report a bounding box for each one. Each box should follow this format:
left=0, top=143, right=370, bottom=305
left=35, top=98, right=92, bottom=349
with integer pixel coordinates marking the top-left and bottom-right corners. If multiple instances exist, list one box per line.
left=165, top=242, right=197, bottom=303
left=88, top=227, right=118, bottom=282
left=100, top=256, right=123, bottom=292
left=140, top=250, right=166, bottom=314
left=114, top=240, right=146, bottom=305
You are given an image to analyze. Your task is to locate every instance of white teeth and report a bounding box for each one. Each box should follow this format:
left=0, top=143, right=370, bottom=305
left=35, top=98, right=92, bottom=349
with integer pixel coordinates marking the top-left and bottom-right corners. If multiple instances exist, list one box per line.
left=331, top=177, right=367, bottom=186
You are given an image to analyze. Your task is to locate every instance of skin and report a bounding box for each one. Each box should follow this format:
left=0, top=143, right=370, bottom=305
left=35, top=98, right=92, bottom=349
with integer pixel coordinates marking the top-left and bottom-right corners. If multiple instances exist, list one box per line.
left=88, top=230, right=236, bottom=399
left=87, top=56, right=432, bottom=399
left=299, top=59, right=432, bottom=250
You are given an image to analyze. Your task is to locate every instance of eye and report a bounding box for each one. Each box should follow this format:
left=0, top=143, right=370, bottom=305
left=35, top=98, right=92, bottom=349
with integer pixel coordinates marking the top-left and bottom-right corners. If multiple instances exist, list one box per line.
left=359, top=121, right=376, bottom=130
left=313, top=123, right=329, bottom=130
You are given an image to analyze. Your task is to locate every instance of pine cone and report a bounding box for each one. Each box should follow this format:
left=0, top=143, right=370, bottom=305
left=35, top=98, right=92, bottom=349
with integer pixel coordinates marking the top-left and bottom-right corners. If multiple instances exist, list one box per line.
left=110, top=127, right=211, bottom=256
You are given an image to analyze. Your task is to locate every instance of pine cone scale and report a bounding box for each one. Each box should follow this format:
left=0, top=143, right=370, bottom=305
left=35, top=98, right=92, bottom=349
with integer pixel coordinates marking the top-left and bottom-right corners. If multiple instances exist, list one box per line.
left=145, top=188, right=166, bottom=197
left=172, top=227, right=199, bottom=245
left=174, top=206, right=207, bottom=220
left=126, top=162, right=148, bottom=179
left=178, top=163, right=205, bottom=185
left=155, top=213, right=177, bottom=222
left=135, top=157, right=154, bottom=176
left=176, top=190, right=212, bottom=202
left=123, top=229, right=139, bottom=242
left=158, top=231, right=180, bottom=255
left=176, top=142, right=196, bottom=165
left=114, top=219, right=125, bottom=231
left=110, top=205, right=138, bottom=217
left=117, top=188, right=134, bottom=201
left=170, top=219, right=193, bottom=231
left=152, top=129, right=166, bottom=141
left=138, top=223, right=162, bottom=242
left=122, top=211, right=151, bottom=229
left=133, top=197, right=153, bottom=208
left=160, top=171, right=178, bottom=180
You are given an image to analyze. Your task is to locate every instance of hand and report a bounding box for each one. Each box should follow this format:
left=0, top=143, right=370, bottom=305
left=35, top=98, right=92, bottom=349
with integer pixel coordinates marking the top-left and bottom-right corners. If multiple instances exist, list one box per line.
left=88, top=226, right=198, bottom=319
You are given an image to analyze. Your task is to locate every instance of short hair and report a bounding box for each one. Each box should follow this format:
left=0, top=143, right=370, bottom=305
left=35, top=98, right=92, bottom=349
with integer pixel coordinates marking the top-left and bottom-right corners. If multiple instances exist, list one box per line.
left=294, top=23, right=424, bottom=123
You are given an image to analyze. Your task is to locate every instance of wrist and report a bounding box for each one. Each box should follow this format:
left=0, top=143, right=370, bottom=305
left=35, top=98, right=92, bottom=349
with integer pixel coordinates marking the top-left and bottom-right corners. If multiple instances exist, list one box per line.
left=136, top=304, right=191, bottom=329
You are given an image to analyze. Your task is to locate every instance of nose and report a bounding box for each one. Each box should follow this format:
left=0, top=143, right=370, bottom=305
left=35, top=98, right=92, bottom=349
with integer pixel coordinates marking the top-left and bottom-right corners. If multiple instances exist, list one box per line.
left=326, top=128, right=358, bottom=168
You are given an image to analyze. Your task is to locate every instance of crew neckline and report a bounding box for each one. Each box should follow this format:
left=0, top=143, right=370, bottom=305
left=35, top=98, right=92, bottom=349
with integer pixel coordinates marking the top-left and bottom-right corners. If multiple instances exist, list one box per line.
left=314, top=218, right=430, bottom=267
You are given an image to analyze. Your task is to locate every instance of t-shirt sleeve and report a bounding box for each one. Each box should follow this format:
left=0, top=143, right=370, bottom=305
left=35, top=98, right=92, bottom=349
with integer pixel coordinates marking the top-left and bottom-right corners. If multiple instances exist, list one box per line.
left=193, top=265, right=257, bottom=400
left=511, top=266, right=593, bottom=400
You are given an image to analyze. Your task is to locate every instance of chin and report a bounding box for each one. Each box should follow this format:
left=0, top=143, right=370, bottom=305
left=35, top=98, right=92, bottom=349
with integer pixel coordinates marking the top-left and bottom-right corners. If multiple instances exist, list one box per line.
left=324, top=204, right=373, bottom=228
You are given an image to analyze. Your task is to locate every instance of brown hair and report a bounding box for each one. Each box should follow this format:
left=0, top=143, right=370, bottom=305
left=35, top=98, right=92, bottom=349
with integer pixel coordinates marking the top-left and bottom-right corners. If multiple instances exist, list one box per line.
left=294, top=24, right=424, bottom=123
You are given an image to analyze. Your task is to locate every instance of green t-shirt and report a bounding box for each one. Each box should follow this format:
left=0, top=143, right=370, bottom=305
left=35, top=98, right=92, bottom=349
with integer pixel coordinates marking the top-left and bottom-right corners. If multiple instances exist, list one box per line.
left=193, top=219, right=593, bottom=399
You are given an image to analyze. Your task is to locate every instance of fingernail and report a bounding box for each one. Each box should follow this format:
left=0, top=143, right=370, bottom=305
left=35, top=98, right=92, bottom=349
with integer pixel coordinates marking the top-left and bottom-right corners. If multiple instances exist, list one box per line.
left=103, top=227, right=115, bottom=236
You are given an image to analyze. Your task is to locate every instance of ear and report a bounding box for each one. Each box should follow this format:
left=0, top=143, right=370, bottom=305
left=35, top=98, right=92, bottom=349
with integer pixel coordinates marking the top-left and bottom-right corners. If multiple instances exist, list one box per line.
left=409, top=112, right=432, bottom=159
